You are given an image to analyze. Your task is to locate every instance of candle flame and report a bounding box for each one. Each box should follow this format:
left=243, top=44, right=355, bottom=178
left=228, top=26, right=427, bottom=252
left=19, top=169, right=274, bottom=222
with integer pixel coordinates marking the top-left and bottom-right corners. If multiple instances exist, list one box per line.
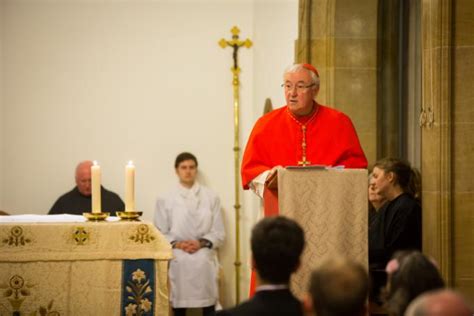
left=93, top=160, right=98, bottom=166
left=128, top=160, right=134, bottom=166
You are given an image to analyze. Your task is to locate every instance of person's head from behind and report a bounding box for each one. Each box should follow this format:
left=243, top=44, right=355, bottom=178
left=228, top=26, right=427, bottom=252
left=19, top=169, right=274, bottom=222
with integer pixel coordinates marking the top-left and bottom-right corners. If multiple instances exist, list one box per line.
left=405, top=289, right=473, bottom=316
left=304, top=257, right=368, bottom=316
left=75, top=160, right=93, bottom=196
left=174, top=152, right=198, bottom=188
left=383, top=251, right=445, bottom=316
left=283, top=63, right=320, bottom=117
left=372, top=157, right=420, bottom=201
left=251, top=216, right=305, bottom=285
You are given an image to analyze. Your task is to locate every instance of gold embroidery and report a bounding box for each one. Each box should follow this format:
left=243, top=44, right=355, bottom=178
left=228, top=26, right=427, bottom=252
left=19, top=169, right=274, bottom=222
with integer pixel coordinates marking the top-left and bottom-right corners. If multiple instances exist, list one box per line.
left=129, top=224, right=155, bottom=244
left=1, top=275, right=31, bottom=311
left=32, top=300, right=61, bottom=316
left=73, top=226, right=89, bottom=245
left=2, top=226, right=31, bottom=247
left=125, top=269, right=153, bottom=315
left=0, top=275, right=60, bottom=315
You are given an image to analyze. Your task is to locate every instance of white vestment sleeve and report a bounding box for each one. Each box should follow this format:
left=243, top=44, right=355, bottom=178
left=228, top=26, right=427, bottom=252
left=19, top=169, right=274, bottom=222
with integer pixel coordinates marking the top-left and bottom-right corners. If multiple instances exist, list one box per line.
left=201, top=195, right=225, bottom=249
left=249, top=170, right=271, bottom=199
left=154, top=198, right=177, bottom=243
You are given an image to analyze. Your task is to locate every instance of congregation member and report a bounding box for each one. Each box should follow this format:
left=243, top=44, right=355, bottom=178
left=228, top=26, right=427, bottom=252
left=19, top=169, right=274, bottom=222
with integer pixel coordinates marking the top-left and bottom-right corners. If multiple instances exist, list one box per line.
left=369, top=174, right=388, bottom=211
left=382, top=251, right=445, bottom=316
left=154, top=152, right=225, bottom=316
left=369, top=174, right=388, bottom=227
left=303, top=257, right=369, bottom=316
left=217, top=216, right=305, bottom=316
left=405, top=289, right=473, bottom=316
left=368, top=157, right=422, bottom=301
left=49, top=160, right=124, bottom=215
left=241, top=63, right=367, bottom=197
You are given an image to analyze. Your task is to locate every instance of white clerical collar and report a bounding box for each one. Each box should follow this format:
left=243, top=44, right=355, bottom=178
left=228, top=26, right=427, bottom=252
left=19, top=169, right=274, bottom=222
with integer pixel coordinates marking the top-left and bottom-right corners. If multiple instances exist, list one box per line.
left=255, top=284, right=289, bottom=292
left=178, top=182, right=200, bottom=196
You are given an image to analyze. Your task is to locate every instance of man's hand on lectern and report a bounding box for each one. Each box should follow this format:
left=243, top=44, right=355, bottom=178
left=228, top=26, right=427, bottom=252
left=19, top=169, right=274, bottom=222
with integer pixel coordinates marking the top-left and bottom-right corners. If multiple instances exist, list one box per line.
left=265, top=166, right=282, bottom=190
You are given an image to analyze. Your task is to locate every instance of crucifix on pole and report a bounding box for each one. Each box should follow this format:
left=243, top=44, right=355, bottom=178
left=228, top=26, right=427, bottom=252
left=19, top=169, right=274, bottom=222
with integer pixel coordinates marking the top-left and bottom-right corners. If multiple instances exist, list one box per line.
left=218, top=26, right=252, bottom=304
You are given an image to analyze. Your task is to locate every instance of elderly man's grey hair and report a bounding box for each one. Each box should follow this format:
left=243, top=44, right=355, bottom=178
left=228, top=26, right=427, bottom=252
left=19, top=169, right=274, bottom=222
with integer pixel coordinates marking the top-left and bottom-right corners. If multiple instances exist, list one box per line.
left=284, top=64, right=320, bottom=89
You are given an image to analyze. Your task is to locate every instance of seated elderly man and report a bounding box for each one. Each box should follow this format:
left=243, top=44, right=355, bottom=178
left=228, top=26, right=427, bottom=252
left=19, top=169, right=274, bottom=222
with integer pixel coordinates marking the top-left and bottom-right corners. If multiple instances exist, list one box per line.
left=304, top=257, right=369, bottom=316
left=49, top=160, right=124, bottom=215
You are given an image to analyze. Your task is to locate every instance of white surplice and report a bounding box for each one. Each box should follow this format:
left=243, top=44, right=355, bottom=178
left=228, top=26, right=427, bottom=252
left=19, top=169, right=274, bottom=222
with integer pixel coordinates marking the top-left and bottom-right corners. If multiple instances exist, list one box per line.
left=154, top=182, right=225, bottom=308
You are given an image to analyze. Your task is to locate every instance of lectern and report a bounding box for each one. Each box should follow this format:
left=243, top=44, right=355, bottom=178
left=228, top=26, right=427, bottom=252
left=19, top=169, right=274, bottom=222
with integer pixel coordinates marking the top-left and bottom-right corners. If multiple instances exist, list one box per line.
left=265, top=168, right=368, bottom=298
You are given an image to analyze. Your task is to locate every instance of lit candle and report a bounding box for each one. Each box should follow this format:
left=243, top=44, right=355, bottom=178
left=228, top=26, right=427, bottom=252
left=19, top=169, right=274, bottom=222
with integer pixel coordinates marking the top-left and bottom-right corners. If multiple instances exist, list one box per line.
left=125, top=161, right=135, bottom=212
left=91, top=161, right=102, bottom=213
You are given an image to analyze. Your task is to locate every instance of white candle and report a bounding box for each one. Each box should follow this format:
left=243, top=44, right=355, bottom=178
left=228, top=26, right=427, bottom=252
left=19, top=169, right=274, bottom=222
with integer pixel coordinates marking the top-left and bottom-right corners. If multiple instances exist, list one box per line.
left=125, top=161, right=135, bottom=212
left=91, top=161, right=102, bottom=213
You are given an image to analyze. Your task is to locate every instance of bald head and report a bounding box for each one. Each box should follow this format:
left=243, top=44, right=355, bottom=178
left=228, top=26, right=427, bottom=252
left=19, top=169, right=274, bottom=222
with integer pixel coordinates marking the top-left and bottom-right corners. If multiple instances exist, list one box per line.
left=75, top=160, right=93, bottom=196
left=406, top=289, right=473, bottom=316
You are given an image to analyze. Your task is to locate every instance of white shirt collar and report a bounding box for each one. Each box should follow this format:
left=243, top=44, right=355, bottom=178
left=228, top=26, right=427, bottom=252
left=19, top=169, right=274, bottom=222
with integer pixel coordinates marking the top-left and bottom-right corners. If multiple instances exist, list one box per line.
left=255, top=284, right=289, bottom=292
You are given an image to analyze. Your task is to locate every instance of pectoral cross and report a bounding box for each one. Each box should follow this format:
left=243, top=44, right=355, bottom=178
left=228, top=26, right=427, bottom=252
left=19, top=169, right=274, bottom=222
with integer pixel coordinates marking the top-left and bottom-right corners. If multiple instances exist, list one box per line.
left=298, top=126, right=311, bottom=166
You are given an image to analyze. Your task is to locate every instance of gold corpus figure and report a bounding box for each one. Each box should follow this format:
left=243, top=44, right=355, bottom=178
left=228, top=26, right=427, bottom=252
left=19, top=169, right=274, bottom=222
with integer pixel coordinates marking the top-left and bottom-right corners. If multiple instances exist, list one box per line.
left=219, top=26, right=252, bottom=304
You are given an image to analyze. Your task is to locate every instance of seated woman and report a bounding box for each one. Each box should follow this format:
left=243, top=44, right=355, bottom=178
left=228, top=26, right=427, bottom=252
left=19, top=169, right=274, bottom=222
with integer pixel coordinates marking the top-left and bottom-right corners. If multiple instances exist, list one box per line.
left=382, top=251, right=445, bottom=316
left=368, top=157, right=422, bottom=302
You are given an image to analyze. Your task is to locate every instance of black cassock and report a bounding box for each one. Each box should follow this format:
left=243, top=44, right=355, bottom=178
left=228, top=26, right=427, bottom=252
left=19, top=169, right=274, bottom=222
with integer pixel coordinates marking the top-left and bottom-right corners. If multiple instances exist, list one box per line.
left=49, top=186, right=124, bottom=216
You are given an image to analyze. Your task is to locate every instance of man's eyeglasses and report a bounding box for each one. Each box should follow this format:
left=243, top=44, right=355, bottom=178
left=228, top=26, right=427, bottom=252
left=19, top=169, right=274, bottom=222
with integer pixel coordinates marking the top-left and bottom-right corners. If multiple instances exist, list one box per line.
left=281, top=82, right=315, bottom=92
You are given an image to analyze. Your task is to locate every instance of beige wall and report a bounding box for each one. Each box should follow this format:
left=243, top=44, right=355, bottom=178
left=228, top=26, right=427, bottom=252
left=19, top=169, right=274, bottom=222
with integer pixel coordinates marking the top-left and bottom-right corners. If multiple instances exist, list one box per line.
left=453, top=0, right=474, bottom=299
left=0, top=0, right=298, bottom=306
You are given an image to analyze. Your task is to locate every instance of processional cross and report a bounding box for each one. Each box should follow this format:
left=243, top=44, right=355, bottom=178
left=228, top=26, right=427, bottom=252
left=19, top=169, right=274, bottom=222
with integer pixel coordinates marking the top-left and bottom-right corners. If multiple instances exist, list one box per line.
left=218, top=26, right=252, bottom=305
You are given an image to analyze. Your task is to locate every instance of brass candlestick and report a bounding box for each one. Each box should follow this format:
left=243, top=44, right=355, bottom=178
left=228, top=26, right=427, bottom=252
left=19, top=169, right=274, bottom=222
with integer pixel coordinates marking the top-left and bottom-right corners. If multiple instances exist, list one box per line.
left=83, top=212, right=110, bottom=221
left=117, top=211, right=143, bottom=221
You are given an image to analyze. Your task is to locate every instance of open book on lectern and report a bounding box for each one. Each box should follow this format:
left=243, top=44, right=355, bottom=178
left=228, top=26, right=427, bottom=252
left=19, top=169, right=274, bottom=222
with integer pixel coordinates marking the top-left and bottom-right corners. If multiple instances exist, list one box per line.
left=265, top=165, right=346, bottom=189
left=285, top=165, right=346, bottom=170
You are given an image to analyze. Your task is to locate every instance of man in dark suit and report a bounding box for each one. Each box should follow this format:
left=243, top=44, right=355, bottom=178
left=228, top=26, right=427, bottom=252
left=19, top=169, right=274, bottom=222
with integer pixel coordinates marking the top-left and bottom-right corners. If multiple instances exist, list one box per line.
left=218, top=216, right=305, bottom=316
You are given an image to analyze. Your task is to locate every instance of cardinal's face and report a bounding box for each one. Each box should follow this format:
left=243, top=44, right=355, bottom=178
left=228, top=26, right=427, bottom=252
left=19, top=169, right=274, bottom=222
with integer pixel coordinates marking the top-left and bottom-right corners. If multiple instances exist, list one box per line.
left=284, top=70, right=318, bottom=116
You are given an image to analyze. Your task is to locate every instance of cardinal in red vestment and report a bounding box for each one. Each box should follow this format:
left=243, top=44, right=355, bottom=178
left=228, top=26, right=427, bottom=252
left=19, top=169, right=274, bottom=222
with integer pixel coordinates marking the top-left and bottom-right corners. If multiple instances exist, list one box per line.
left=241, top=63, right=368, bottom=296
left=241, top=63, right=368, bottom=195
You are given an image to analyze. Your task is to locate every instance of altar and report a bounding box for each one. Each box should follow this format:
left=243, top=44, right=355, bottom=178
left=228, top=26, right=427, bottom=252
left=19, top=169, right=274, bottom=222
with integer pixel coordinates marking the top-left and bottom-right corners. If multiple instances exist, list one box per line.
left=0, top=215, right=172, bottom=316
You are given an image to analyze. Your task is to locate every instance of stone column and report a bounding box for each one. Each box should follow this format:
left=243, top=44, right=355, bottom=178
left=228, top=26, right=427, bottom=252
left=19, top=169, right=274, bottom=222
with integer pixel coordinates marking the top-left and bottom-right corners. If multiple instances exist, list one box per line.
left=296, top=0, right=379, bottom=164
left=421, top=0, right=453, bottom=286
left=451, top=0, right=474, bottom=298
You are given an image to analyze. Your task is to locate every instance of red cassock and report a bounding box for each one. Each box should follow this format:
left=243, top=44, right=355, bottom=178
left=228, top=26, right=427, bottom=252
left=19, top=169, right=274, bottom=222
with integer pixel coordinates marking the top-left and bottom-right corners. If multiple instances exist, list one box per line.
left=241, top=103, right=368, bottom=189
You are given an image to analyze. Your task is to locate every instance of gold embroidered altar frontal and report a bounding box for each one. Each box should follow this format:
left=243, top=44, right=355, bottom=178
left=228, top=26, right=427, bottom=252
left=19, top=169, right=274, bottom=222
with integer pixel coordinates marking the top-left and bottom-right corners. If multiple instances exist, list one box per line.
left=0, top=220, right=172, bottom=315
left=278, top=168, right=368, bottom=298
